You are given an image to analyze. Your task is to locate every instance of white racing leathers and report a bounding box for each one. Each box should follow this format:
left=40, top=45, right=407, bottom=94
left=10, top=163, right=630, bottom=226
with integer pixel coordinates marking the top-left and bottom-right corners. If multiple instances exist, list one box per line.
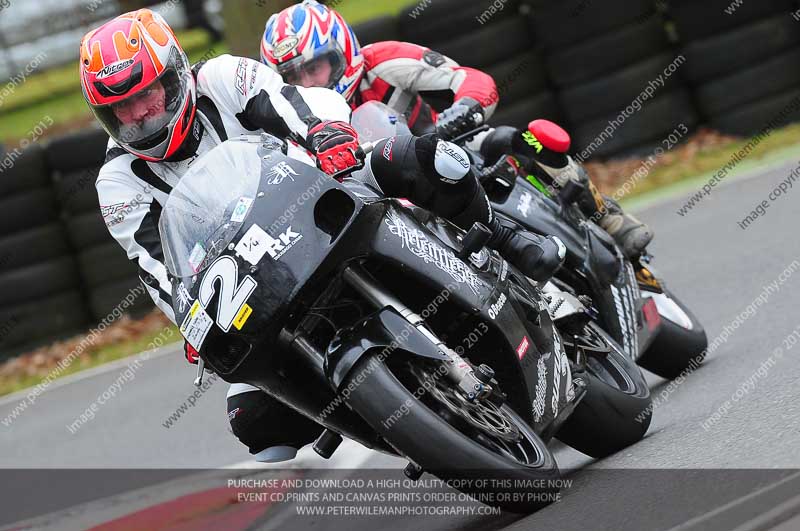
left=97, top=54, right=349, bottom=322
left=95, top=54, right=350, bottom=394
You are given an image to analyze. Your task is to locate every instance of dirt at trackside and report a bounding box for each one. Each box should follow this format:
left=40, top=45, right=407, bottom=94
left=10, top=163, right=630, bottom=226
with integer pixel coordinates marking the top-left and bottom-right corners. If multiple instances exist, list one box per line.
left=585, top=128, right=739, bottom=196
left=0, top=311, right=175, bottom=391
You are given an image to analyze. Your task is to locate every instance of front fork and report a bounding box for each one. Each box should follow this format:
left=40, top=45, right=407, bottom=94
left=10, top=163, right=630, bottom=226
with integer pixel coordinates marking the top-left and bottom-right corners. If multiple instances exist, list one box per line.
left=341, top=264, right=492, bottom=401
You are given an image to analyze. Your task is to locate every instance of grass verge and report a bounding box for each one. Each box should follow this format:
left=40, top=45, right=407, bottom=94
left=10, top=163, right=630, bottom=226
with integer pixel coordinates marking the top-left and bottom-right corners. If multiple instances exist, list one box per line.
left=0, top=312, right=179, bottom=397
left=588, top=124, right=800, bottom=200
left=336, top=0, right=417, bottom=24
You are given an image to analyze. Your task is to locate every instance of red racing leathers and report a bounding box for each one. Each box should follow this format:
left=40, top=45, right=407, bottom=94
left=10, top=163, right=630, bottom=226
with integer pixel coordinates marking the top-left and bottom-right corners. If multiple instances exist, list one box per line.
left=353, top=41, right=499, bottom=135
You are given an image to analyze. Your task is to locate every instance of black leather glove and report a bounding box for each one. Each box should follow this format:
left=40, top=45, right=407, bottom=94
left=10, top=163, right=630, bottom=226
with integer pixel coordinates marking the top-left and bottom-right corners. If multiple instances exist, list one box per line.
left=435, top=97, right=485, bottom=140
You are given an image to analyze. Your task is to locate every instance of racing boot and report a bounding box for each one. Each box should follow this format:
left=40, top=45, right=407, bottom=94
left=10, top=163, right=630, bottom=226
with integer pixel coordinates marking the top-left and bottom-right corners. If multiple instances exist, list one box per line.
left=543, top=158, right=653, bottom=259
left=595, top=195, right=654, bottom=259
left=486, top=216, right=566, bottom=282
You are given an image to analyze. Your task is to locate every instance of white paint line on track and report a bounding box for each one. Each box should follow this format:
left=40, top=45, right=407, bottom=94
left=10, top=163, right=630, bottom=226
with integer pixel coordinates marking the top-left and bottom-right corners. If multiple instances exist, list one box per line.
left=729, top=491, right=800, bottom=531
left=666, top=470, right=800, bottom=531
left=625, top=145, right=800, bottom=214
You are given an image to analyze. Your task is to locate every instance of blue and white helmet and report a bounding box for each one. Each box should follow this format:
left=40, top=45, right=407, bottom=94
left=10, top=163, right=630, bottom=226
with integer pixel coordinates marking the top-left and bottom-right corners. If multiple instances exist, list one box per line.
left=260, top=0, right=365, bottom=101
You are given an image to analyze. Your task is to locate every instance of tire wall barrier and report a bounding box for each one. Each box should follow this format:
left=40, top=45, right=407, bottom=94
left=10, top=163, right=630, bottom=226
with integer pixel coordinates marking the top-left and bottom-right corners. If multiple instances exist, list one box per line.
left=0, top=126, right=156, bottom=361
left=2, top=1, right=799, bottom=358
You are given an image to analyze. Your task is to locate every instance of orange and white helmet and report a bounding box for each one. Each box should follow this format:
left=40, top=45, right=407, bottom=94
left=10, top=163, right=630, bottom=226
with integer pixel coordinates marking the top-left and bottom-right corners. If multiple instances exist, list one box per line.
left=80, top=9, right=196, bottom=161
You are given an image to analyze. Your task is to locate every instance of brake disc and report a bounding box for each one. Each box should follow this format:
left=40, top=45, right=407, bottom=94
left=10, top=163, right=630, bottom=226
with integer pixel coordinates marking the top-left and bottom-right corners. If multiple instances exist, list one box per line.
left=409, top=363, right=521, bottom=442
left=563, top=323, right=612, bottom=358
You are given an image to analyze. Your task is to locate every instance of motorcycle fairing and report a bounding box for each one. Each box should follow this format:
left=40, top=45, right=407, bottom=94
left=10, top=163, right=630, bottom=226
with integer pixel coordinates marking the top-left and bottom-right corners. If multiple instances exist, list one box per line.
left=168, top=147, right=364, bottom=373
left=492, top=177, right=647, bottom=360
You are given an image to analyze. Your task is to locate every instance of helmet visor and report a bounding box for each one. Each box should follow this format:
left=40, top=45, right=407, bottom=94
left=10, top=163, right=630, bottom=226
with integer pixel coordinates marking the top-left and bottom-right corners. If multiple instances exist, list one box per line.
left=276, top=43, right=346, bottom=91
left=90, top=50, right=190, bottom=151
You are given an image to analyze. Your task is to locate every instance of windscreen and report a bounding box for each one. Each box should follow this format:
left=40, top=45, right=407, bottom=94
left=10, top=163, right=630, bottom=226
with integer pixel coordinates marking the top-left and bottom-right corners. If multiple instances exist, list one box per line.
left=351, top=101, right=411, bottom=143
left=159, top=139, right=263, bottom=277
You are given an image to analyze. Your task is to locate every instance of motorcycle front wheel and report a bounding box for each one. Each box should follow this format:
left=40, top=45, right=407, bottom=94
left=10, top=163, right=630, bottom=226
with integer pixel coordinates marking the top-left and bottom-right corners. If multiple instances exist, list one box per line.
left=344, top=353, right=560, bottom=514
left=555, top=322, right=652, bottom=458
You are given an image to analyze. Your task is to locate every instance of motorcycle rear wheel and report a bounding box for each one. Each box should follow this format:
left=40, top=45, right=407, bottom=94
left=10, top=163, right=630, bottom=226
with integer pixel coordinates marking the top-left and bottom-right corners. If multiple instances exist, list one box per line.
left=637, top=289, right=708, bottom=380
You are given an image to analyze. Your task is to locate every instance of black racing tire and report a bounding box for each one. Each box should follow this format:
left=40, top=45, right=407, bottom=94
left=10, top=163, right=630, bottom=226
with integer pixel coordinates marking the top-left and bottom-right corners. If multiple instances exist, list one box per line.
left=484, top=51, right=548, bottom=106
left=54, top=166, right=102, bottom=215
left=695, top=48, right=800, bottom=118
left=571, top=90, right=699, bottom=160
left=681, top=15, right=800, bottom=85
left=345, top=354, right=559, bottom=513
left=0, top=290, right=90, bottom=359
left=0, top=143, right=50, bottom=196
left=558, top=52, right=687, bottom=125
left=0, top=256, right=80, bottom=307
left=667, top=0, right=796, bottom=42
left=353, top=15, right=400, bottom=45
left=432, top=16, right=533, bottom=70
left=44, top=127, right=109, bottom=173
left=87, top=277, right=152, bottom=322
left=709, top=88, right=800, bottom=136
left=637, top=290, right=708, bottom=381
left=545, top=18, right=670, bottom=88
left=489, top=91, right=561, bottom=131
left=77, top=243, right=138, bottom=289
left=399, top=0, right=522, bottom=46
left=555, top=323, right=652, bottom=458
left=0, top=188, right=59, bottom=237
left=523, top=0, right=656, bottom=50
left=0, top=224, right=71, bottom=273
left=65, top=211, right=114, bottom=250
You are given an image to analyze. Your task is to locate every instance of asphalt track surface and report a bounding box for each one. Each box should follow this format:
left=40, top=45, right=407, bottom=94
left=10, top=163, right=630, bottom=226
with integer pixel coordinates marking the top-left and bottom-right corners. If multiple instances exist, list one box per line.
left=1, top=155, right=800, bottom=530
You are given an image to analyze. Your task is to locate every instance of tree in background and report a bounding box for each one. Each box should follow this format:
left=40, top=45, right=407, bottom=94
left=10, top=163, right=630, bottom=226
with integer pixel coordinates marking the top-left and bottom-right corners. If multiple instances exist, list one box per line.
left=113, top=0, right=297, bottom=57
left=184, top=0, right=223, bottom=42
left=222, top=0, right=296, bottom=57
left=116, top=1, right=222, bottom=41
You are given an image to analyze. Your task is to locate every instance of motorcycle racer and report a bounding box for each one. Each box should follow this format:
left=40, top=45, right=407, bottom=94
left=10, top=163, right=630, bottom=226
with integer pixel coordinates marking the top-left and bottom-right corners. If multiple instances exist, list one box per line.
left=260, top=0, right=653, bottom=259
left=82, top=10, right=565, bottom=462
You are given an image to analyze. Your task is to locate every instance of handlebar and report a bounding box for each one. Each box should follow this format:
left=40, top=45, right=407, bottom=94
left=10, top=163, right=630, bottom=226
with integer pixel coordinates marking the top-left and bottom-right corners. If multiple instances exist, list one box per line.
left=325, top=142, right=375, bottom=181
left=447, top=124, right=491, bottom=146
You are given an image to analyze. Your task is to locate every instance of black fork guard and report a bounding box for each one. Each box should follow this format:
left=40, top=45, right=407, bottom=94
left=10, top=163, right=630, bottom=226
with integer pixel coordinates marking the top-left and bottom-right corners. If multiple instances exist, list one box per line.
left=325, top=306, right=450, bottom=390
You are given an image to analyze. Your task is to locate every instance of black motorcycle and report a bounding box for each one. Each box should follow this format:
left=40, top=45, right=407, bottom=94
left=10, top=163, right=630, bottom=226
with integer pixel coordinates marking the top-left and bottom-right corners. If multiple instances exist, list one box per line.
left=352, top=102, right=708, bottom=382
left=159, top=133, right=651, bottom=513
left=485, top=161, right=709, bottom=383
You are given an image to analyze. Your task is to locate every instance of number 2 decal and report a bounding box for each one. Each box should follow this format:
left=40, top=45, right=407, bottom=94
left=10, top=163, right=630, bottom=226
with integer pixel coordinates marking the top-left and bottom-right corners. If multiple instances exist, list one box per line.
left=199, top=256, right=257, bottom=332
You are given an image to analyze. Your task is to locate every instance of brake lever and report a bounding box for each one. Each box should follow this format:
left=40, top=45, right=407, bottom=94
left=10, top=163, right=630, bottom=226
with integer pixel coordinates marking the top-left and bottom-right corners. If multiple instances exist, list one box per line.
left=449, top=125, right=490, bottom=146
